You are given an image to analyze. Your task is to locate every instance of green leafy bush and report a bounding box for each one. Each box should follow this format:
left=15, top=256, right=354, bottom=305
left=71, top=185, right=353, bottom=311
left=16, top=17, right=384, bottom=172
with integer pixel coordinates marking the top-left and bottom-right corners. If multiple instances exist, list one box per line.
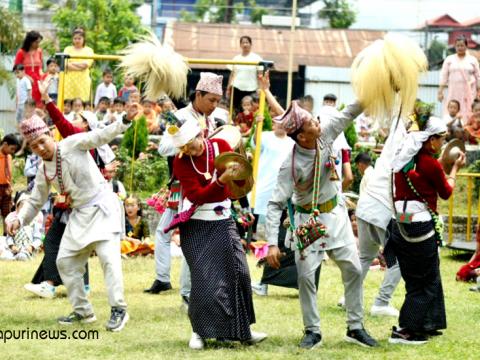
left=121, top=116, right=149, bottom=158
left=115, top=148, right=169, bottom=195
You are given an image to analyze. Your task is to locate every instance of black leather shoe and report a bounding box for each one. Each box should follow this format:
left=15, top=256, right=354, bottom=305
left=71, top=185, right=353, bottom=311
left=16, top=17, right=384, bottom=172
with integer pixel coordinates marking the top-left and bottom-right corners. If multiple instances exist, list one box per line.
left=299, top=330, right=322, bottom=349
left=144, top=280, right=172, bottom=294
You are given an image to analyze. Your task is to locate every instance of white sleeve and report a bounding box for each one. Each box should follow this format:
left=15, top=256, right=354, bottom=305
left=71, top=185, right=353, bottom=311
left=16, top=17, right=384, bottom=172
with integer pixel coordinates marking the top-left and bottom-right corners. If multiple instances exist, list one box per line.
left=17, top=173, right=50, bottom=227
left=67, top=120, right=130, bottom=152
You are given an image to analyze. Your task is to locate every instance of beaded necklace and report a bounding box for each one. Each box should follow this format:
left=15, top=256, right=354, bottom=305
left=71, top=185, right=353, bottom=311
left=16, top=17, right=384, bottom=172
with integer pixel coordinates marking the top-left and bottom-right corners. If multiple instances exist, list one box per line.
left=43, top=145, right=65, bottom=194
left=189, top=140, right=213, bottom=181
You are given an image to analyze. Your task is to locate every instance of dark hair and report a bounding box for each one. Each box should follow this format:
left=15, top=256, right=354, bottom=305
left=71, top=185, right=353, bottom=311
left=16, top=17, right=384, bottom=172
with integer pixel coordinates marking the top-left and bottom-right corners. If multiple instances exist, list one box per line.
left=103, top=68, right=113, bottom=76
left=13, top=64, right=25, bottom=72
left=141, top=97, right=154, bottom=105
left=125, top=195, right=142, bottom=216
left=99, top=96, right=111, bottom=104
left=190, top=90, right=208, bottom=102
left=2, top=134, right=21, bottom=148
left=251, top=93, right=259, bottom=104
left=288, top=127, right=302, bottom=143
left=239, top=36, right=252, bottom=45
left=46, top=57, right=57, bottom=66
left=72, top=97, right=84, bottom=106
left=447, top=99, right=460, bottom=110
left=84, top=100, right=92, bottom=107
left=64, top=99, right=73, bottom=106
left=25, top=99, right=36, bottom=108
left=354, top=152, right=372, bottom=165
left=455, top=35, right=467, bottom=46
left=72, top=28, right=86, bottom=46
left=323, top=93, right=337, bottom=102
left=113, top=97, right=126, bottom=105
left=21, top=31, right=43, bottom=52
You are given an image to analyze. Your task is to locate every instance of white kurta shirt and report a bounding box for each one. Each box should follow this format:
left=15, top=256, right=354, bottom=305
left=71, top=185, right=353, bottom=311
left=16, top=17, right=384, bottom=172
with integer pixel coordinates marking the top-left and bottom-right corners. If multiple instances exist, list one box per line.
left=266, top=103, right=362, bottom=251
left=18, top=120, right=130, bottom=251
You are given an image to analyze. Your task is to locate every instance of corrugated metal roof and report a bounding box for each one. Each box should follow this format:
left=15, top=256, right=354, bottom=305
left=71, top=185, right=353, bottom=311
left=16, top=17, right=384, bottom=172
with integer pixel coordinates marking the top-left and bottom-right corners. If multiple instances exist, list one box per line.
left=166, top=23, right=384, bottom=71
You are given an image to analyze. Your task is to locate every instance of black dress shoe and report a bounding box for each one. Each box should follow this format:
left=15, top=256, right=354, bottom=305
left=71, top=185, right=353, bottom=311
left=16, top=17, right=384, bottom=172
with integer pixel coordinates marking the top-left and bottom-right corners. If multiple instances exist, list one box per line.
left=144, top=280, right=172, bottom=294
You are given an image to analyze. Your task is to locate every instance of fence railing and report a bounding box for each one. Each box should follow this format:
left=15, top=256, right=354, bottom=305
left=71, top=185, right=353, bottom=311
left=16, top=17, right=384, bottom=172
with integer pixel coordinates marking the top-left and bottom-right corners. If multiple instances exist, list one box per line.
left=447, top=173, right=480, bottom=244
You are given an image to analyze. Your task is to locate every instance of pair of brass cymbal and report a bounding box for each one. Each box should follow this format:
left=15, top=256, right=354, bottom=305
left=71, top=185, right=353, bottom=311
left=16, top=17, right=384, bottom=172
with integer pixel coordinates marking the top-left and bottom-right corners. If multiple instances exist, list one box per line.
left=210, top=125, right=254, bottom=199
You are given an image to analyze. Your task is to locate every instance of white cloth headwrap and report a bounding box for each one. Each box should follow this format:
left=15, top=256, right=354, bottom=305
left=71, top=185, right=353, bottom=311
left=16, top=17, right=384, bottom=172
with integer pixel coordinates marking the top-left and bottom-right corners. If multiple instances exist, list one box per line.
left=168, top=118, right=201, bottom=148
left=391, top=116, right=447, bottom=172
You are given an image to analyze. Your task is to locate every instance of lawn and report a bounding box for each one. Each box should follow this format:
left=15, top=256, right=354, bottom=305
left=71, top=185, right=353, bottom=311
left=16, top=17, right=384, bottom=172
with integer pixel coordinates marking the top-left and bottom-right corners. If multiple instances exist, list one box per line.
left=0, top=250, right=478, bottom=360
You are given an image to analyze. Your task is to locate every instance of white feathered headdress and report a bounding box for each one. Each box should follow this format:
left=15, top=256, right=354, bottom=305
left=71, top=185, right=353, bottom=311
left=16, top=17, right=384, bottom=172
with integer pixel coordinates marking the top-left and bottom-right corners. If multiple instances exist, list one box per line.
left=351, top=34, right=428, bottom=124
left=118, top=32, right=190, bottom=100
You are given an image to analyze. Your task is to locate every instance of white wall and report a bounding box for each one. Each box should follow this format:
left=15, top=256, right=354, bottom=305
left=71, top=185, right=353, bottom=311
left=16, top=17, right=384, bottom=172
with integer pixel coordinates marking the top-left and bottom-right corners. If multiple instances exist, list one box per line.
left=305, top=66, right=442, bottom=117
left=0, top=55, right=17, bottom=134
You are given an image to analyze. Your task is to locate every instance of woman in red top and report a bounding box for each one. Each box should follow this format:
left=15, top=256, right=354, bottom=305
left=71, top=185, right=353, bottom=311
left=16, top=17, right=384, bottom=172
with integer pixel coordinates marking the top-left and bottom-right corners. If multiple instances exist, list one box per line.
left=14, top=31, right=44, bottom=107
left=166, top=118, right=266, bottom=350
left=388, top=115, right=465, bottom=345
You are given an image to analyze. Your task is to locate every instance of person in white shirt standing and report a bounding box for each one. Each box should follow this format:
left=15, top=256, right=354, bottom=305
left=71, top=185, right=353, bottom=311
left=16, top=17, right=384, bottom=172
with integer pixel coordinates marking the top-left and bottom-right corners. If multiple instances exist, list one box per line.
left=14, top=64, right=32, bottom=124
left=227, top=36, right=262, bottom=114
left=94, top=68, right=117, bottom=107
left=355, top=121, right=405, bottom=317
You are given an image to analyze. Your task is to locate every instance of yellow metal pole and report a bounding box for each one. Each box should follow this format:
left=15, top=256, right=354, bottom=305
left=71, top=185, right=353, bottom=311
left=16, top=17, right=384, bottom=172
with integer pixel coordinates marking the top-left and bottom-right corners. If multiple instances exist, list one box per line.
left=448, top=192, right=454, bottom=245
left=477, top=184, right=480, bottom=226
left=63, top=53, right=272, bottom=67
left=249, top=89, right=266, bottom=209
left=467, top=177, right=473, bottom=242
left=54, top=55, right=67, bottom=141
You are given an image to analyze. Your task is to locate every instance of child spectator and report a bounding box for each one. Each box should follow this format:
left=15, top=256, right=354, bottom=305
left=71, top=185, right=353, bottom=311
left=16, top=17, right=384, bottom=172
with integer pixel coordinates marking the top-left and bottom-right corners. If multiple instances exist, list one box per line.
left=44, top=58, right=59, bottom=102
left=354, top=152, right=373, bottom=194
left=142, top=98, right=159, bottom=134
left=24, top=152, right=41, bottom=191
left=69, top=97, right=84, bottom=123
left=14, top=64, right=32, bottom=124
left=0, top=134, right=20, bottom=234
left=63, top=99, right=74, bottom=121
left=84, top=100, right=93, bottom=112
left=129, top=91, right=141, bottom=105
left=211, top=97, right=229, bottom=127
left=104, top=161, right=127, bottom=200
left=3, top=193, right=43, bottom=261
left=355, top=112, right=375, bottom=143
left=118, top=75, right=138, bottom=102
left=95, top=96, right=111, bottom=122
left=120, top=195, right=154, bottom=256
left=94, top=68, right=117, bottom=107
left=234, top=95, right=254, bottom=136
left=445, top=100, right=466, bottom=141
left=109, top=97, right=126, bottom=124
left=465, top=101, right=480, bottom=144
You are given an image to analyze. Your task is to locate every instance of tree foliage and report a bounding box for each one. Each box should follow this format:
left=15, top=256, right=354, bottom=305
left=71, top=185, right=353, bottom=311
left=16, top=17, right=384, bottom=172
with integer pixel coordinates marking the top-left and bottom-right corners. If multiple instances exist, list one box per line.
left=121, top=115, right=149, bottom=158
left=180, top=0, right=269, bottom=24
left=52, top=0, right=147, bottom=55
left=318, top=0, right=356, bottom=29
left=0, top=6, right=24, bottom=86
left=427, top=37, right=447, bottom=69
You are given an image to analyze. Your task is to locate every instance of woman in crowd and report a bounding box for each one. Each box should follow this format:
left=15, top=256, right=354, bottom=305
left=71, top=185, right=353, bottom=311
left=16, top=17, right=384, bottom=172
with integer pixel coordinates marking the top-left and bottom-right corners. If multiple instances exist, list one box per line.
left=438, top=35, right=480, bottom=122
left=227, top=36, right=262, bottom=114
left=63, top=28, right=94, bottom=102
left=14, top=31, right=44, bottom=107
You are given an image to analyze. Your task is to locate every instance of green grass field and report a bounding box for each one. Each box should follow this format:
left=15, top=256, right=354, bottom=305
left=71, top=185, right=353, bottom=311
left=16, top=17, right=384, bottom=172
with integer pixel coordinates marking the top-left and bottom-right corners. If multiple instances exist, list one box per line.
left=0, top=250, right=478, bottom=360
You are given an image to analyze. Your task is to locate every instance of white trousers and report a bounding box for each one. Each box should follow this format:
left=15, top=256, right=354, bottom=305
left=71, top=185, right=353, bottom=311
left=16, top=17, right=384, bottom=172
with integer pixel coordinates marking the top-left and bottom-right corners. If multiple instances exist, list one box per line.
left=57, top=236, right=126, bottom=316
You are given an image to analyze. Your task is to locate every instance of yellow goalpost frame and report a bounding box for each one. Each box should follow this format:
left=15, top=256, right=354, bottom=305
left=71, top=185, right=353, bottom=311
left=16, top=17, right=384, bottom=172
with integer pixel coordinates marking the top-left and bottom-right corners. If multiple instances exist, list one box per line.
left=54, top=52, right=273, bottom=206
